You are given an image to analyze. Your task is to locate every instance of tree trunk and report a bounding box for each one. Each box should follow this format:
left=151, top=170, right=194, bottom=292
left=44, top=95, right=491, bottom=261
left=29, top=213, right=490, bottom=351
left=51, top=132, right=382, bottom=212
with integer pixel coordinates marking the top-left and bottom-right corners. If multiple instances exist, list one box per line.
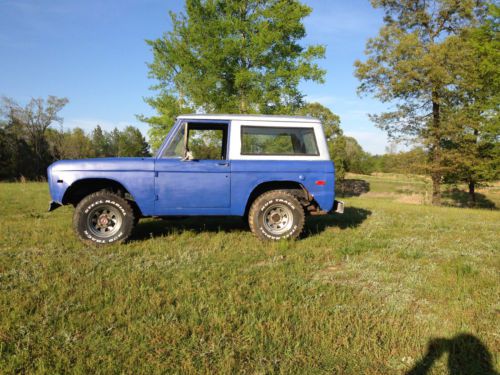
left=430, top=92, right=442, bottom=206
left=431, top=173, right=441, bottom=206
left=239, top=97, right=248, bottom=114
left=468, top=180, right=476, bottom=206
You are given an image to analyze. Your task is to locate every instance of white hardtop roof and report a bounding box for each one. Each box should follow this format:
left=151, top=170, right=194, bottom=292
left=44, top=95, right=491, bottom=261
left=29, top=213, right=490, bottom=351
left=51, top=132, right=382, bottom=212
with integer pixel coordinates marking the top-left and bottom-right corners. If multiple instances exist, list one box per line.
left=177, top=113, right=320, bottom=123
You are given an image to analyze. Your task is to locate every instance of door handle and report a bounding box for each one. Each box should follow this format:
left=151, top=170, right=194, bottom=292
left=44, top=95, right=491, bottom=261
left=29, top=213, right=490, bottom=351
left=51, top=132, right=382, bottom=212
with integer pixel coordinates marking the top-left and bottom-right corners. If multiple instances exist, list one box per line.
left=216, top=162, right=230, bottom=167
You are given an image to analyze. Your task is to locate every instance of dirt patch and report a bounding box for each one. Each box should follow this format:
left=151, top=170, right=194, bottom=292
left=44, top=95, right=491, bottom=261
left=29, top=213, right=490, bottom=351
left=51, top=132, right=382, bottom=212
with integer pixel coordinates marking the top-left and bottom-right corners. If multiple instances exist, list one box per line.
left=396, top=194, right=425, bottom=205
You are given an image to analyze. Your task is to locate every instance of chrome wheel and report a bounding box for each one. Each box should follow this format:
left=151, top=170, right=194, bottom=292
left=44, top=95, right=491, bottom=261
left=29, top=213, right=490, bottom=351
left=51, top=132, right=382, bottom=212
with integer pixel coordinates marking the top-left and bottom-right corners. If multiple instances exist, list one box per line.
left=262, top=203, right=294, bottom=235
left=86, top=204, right=122, bottom=238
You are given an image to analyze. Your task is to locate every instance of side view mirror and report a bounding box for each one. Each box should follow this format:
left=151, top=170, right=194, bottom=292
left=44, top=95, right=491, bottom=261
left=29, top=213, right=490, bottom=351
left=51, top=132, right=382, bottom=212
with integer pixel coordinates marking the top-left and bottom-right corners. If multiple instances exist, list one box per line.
left=181, top=150, right=194, bottom=161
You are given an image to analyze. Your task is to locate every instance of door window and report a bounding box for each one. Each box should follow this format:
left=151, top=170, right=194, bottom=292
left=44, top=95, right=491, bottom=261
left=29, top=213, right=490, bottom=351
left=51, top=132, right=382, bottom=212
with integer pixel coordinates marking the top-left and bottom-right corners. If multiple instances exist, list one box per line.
left=161, top=122, right=228, bottom=160
left=187, top=124, right=228, bottom=160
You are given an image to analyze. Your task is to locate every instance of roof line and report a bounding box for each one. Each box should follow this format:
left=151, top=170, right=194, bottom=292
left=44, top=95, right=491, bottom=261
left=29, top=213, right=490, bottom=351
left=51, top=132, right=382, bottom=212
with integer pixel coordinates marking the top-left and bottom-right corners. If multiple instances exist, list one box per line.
left=177, top=113, right=319, bottom=122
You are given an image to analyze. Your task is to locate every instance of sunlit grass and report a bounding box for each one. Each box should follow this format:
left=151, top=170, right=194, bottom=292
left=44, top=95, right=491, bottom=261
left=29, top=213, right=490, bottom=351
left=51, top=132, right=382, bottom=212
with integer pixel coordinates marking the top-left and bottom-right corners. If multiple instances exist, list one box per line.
left=0, top=179, right=499, bottom=374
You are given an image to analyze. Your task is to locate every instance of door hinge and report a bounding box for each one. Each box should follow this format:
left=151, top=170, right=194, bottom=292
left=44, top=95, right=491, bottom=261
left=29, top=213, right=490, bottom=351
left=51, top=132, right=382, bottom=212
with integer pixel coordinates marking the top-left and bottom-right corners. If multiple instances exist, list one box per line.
left=155, top=194, right=159, bottom=201
left=154, top=171, right=159, bottom=177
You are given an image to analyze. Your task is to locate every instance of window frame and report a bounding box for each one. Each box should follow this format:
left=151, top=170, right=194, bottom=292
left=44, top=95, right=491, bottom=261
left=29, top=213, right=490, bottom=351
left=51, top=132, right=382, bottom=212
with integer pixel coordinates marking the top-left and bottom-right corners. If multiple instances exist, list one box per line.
left=158, top=120, right=230, bottom=160
left=159, top=121, right=186, bottom=159
left=240, top=125, right=320, bottom=156
left=186, top=123, right=229, bottom=160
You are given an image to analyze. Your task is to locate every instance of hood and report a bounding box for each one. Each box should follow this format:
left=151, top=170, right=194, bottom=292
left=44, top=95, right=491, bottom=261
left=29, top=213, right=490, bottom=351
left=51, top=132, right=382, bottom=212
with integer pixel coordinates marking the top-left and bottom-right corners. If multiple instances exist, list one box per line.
left=49, top=157, right=155, bottom=172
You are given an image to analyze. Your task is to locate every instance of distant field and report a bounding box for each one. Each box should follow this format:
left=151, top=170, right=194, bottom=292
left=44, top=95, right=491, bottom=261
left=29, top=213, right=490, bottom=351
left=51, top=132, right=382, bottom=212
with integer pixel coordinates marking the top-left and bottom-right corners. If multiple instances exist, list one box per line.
left=343, top=172, right=500, bottom=208
left=1, top=176, right=499, bottom=374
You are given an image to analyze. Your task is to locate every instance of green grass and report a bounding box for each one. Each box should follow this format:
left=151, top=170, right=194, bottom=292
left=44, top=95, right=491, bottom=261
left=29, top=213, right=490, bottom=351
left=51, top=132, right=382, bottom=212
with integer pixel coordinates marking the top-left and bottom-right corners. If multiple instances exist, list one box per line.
left=0, top=178, right=499, bottom=374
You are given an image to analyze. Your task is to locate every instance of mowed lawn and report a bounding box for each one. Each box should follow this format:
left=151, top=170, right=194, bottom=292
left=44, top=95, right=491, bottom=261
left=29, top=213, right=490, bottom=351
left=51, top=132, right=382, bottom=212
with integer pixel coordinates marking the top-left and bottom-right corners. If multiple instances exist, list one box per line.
left=0, top=177, right=499, bottom=374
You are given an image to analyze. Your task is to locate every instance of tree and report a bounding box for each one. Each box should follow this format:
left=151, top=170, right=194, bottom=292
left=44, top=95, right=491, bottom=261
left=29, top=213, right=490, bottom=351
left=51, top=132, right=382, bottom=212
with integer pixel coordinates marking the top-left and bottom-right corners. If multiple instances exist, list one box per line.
left=371, top=147, right=428, bottom=175
left=59, top=128, right=93, bottom=159
left=91, top=125, right=111, bottom=157
left=107, top=128, right=122, bottom=156
left=355, top=0, right=487, bottom=205
left=117, top=126, right=151, bottom=157
left=342, top=136, right=374, bottom=175
left=1, top=96, right=69, bottom=177
left=142, top=0, right=325, bottom=150
left=295, top=102, right=342, bottom=140
left=441, top=4, right=499, bottom=204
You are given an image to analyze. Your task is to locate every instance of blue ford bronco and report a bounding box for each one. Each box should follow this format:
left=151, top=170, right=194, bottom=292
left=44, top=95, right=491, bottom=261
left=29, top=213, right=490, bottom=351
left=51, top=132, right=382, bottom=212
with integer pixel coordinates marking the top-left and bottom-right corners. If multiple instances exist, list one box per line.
left=47, top=114, right=344, bottom=244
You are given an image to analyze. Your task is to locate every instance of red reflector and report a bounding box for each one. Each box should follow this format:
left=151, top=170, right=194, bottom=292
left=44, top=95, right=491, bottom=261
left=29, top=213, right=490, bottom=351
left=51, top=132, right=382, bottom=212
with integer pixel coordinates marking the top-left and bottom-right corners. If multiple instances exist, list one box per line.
left=315, top=180, right=326, bottom=186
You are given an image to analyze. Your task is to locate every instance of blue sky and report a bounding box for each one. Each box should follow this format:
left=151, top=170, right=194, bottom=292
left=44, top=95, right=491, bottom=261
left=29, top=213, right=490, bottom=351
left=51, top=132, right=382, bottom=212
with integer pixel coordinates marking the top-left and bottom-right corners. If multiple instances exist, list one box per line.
left=0, top=0, right=391, bottom=154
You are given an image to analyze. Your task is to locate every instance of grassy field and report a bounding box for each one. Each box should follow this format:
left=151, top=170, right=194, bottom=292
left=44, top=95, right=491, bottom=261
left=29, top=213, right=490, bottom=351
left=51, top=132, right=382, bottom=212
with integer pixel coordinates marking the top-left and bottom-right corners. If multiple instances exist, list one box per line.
left=0, top=175, right=499, bottom=374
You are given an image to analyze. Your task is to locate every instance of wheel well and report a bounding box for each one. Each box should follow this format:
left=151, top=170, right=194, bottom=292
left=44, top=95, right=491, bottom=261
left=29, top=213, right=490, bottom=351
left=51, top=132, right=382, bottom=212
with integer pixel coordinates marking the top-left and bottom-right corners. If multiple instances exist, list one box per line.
left=244, top=181, right=312, bottom=217
left=63, top=178, right=138, bottom=209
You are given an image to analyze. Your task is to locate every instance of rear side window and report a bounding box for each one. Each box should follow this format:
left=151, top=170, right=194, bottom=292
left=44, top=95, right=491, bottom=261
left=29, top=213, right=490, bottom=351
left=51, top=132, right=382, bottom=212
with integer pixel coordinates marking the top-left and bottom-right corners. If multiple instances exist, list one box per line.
left=241, top=126, right=319, bottom=156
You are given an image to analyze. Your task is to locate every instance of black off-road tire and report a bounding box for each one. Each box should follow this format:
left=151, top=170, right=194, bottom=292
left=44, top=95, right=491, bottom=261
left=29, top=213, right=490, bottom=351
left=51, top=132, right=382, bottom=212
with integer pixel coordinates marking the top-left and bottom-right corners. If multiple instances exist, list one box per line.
left=73, top=191, right=135, bottom=245
left=128, top=200, right=142, bottom=226
left=248, top=190, right=305, bottom=241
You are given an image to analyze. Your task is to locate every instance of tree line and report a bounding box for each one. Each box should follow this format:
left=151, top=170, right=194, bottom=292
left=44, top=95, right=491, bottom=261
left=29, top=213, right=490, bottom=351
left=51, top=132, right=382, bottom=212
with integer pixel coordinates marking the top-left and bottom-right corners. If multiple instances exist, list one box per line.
left=0, top=97, right=150, bottom=181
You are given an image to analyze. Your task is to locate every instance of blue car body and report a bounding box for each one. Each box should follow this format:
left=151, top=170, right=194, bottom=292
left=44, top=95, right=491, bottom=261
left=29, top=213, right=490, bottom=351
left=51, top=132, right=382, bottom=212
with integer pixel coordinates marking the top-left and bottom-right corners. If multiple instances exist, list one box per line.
left=48, top=158, right=335, bottom=216
left=47, top=115, right=337, bottom=219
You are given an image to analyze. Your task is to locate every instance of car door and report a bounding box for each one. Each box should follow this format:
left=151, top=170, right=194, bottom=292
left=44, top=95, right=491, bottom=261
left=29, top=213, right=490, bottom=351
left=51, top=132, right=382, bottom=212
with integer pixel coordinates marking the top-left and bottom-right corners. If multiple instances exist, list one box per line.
left=154, top=121, right=231, bottom=214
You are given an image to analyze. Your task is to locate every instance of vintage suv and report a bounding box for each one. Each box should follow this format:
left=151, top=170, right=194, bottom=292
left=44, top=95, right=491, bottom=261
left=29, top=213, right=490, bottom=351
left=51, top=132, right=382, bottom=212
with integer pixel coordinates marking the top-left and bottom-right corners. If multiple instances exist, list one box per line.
left=47, top=114, right=343, bottom=244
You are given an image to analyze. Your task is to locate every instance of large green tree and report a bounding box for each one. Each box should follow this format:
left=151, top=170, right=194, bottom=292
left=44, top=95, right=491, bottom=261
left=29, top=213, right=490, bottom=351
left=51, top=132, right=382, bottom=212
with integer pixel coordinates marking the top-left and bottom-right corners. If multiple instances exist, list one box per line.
left=441, top=4, right=499, bottom=204
left=355, top=0, right=488, bottom=205
left=142, top=0, right=326, bottom=149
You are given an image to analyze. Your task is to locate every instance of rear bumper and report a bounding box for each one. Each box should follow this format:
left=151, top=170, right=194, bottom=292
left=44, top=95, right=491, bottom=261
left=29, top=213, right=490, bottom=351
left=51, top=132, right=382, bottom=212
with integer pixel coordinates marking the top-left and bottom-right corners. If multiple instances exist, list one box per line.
left=332, top=200, right=344, bottom=214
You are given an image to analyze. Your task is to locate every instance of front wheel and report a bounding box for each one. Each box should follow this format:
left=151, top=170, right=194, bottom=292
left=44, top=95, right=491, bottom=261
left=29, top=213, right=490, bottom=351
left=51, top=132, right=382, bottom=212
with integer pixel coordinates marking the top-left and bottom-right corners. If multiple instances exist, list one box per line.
left=73, top=191, right=135, bottom=245
left=248, top=190, right=305, bottom=241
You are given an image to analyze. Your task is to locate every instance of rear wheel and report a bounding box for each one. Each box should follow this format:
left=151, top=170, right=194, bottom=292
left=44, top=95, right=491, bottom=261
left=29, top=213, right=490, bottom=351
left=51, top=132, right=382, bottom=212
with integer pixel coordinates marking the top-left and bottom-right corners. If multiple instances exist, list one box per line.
left=248, top=190, right=305, bottom=241
left=73, top=191, right=135, bottom=245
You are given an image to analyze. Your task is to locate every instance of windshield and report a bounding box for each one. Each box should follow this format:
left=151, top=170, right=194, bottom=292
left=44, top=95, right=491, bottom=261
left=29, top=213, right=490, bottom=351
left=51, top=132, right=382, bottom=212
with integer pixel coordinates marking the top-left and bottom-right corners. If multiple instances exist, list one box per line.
left=158, top=122, right=185, bottom=158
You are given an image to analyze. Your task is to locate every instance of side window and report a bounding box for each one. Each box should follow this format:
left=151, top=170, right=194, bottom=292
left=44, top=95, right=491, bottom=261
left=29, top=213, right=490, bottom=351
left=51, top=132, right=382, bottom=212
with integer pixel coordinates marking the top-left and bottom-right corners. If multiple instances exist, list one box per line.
left=187, top=124, right=228, bottom=160
left=241, top=126, right=319, bottom=156
left=161, top=123, right=228, bottom=159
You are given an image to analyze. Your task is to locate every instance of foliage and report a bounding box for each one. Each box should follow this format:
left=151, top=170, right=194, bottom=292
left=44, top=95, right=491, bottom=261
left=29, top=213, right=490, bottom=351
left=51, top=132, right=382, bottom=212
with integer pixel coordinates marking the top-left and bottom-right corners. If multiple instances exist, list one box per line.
left=340, top=136, right=374, bottom=175
left=295, top=102, right=341, bottom=140
left=138, top=95, right=193, bottom=151
left=116, top=126, right=151, bottom=157
left=440, top=4, right=500, bottom=203
left=142, top=0, right=325, bottom=150
left=0, top=97, right=151, bottom=181
left=355, top=0, right=489, bottom=205
left=371, top=147, right=428, bottom=175
left=0, top=180, right=498, bottom=373
left=1, top=96, right=69, bottom=178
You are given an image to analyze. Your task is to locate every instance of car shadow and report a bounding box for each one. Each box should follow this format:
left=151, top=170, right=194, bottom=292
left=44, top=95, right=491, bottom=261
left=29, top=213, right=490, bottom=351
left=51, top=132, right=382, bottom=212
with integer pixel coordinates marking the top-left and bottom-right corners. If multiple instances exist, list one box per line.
left=131, top=206, right=372, bottom=241
left=131, top=216, right=249, bottom=240
left=406, top=333, right=499, bottom=375
left=304, top=207, right=372, bottom=235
